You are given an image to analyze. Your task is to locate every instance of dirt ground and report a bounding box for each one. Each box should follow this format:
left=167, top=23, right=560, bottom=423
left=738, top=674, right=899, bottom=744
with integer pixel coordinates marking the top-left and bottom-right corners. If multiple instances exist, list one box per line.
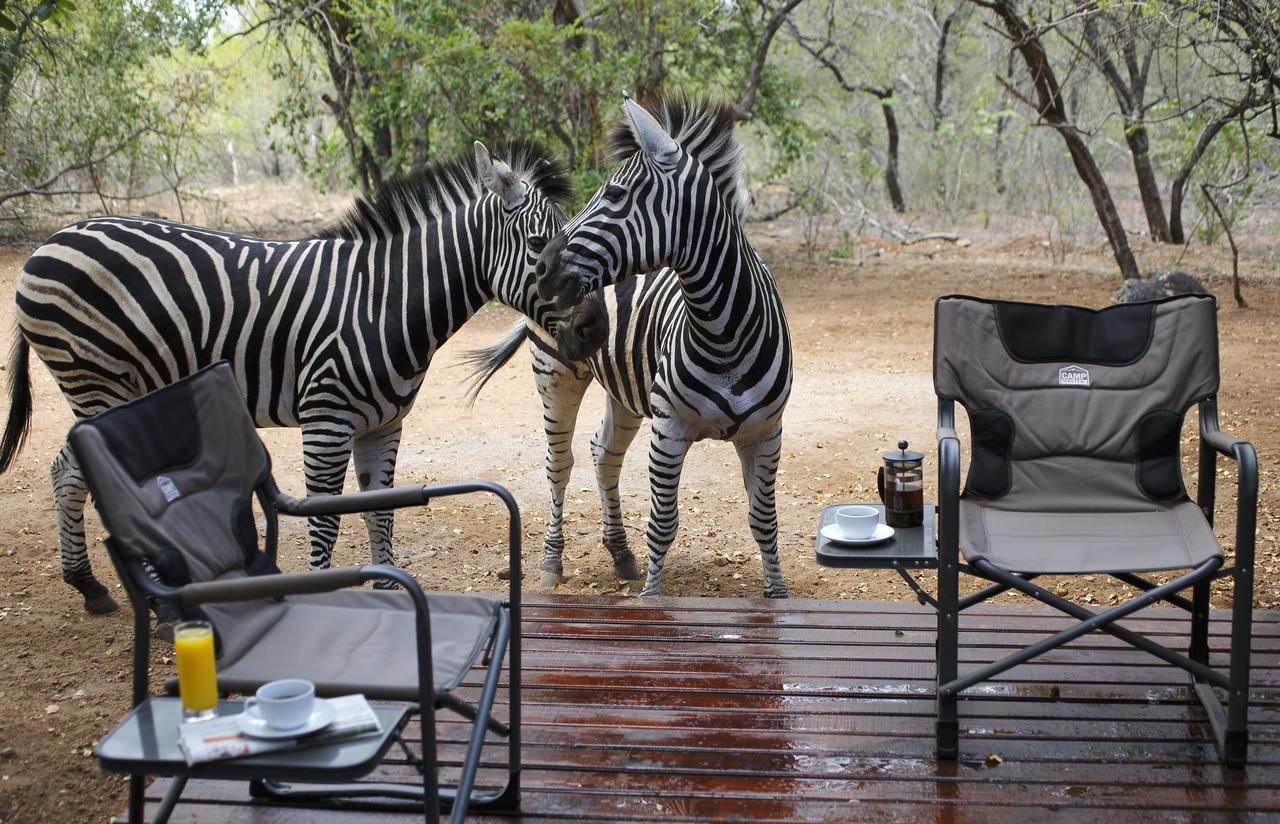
left=0, top=222, right=1278, bottom=822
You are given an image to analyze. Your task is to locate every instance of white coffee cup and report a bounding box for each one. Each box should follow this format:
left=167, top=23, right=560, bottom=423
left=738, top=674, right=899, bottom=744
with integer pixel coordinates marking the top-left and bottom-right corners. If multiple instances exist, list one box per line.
left=835, top=505, right=879, bottom=539
left=243, top=678, right=315, bottom=730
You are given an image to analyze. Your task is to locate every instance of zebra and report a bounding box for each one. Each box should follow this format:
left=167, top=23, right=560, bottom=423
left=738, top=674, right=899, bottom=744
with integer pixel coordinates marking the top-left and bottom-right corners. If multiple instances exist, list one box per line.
left=463, top=275, right=673, bottom=589
left=518, top=93, right=794, bottom=598
left=2, top=140, right=574, bottom=614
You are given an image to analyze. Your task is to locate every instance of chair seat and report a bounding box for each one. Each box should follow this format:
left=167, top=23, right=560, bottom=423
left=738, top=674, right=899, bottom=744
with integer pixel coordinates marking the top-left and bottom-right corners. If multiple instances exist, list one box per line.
left=215, top=588, right=500, bottom=700
left=959, top=499, right=1223, bottom=574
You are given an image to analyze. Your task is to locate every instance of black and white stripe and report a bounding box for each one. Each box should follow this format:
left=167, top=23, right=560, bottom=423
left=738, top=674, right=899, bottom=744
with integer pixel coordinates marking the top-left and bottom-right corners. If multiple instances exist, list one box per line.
left=530, top=94, right=793, bottom=598
left=2, top=141, right=572, bottom=612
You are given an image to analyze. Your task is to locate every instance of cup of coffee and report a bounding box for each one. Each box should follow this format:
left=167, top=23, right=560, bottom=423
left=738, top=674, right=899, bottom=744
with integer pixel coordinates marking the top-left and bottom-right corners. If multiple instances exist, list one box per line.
left=835, top=505, right=879, bottom=540
left=243, top=678, right=315, bottom=730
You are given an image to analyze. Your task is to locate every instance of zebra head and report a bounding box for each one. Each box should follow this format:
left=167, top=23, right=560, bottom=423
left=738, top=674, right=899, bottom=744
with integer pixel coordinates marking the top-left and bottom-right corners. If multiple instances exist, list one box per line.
left=536, top=93, right=746, bottom=311
left=473, top=140, right=577, bottom=337
left=556, top=290, right=609, bottom=361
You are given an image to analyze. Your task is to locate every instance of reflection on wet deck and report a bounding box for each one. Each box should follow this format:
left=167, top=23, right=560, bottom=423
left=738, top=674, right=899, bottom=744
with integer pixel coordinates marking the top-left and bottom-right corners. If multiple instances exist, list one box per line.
left=128, top=595, right=1280, bottom=821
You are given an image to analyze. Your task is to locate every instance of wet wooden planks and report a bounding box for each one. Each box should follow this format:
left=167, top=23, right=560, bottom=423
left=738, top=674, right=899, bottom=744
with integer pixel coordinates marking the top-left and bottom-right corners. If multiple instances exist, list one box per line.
left=119, top=596, right=1280, bottom=822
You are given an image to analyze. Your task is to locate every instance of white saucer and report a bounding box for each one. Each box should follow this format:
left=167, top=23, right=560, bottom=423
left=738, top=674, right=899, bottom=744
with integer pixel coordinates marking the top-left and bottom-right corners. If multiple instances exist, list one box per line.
left=236, top=700, right=335, bottom=739
left=821, top=522, right=895, bottom=546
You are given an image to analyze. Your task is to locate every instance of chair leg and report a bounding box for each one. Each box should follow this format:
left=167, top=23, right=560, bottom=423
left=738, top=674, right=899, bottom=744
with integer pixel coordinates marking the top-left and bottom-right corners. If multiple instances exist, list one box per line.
left=1225, top=565, right=1253, bottom=768
left=128, top=773, right=145, bottom=824
left=1189, top=580, right=1210, bottom=666
left=936, top=557, right=959, bottom=758
left=449, top=614, right=510, bottom=824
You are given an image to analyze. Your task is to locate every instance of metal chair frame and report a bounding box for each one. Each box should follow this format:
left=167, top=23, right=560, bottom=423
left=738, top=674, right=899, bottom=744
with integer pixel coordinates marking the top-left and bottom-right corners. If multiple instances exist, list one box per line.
left=935, top=396, right=1257, bottom=767
left=102, top=475, right=522, bottom=824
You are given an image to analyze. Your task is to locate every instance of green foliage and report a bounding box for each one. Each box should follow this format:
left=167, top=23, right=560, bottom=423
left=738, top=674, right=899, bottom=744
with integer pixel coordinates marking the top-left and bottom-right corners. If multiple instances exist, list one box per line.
left=0, top=0, right=228, bottom=226
left=259, top=0, right=807, bottom=201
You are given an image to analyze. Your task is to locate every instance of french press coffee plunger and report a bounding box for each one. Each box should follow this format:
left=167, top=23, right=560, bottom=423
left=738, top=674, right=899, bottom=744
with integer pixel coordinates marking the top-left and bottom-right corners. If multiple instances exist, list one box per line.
left=877, top=440, right=924, bottom=528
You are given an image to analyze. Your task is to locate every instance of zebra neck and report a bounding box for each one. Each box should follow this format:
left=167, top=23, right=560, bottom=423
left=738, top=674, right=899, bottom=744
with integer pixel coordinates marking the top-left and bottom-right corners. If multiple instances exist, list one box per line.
left=401, top=214, right=495, bottom=371
left=670, top=213, right=767, bottom=342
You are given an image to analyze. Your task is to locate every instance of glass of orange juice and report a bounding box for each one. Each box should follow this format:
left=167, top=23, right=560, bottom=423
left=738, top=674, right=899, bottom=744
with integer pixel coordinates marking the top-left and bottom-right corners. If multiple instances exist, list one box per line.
left=174, top=620, right=218, bottom=722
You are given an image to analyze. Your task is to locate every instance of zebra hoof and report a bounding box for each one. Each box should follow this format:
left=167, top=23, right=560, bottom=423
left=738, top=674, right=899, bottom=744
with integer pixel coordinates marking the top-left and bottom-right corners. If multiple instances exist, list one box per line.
left=153, top=600, right=183, bottom=642
left=764, top=588, right=789, bottom=599
left=372, top=579, right=402, bottom=591
left=155, top=618, right=177, bottom=643
left=539, top=570, right=566, bottom=589
left=613, top=558, right=641, bottom=580
left=84, top=592, right=121, bottom=615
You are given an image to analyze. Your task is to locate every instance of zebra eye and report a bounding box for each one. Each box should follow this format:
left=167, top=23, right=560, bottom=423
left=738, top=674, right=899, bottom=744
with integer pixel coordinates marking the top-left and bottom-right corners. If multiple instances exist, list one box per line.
left=528, top=235, right=547, bottom=254
left=603, top=185, right=626, bottom=202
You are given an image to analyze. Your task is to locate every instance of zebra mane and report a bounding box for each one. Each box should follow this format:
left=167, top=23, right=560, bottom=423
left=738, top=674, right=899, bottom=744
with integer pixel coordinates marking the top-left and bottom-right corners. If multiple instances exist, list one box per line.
left=313, top=140, right=573, bottom=240
left=606, top=93, right=748, bottom=222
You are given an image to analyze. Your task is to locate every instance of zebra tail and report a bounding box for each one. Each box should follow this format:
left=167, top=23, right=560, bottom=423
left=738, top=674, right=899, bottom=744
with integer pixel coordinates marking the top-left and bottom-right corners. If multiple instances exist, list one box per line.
left=0, top=335, right=32, bottom=474
left=458, top=321, right=529, bottom=408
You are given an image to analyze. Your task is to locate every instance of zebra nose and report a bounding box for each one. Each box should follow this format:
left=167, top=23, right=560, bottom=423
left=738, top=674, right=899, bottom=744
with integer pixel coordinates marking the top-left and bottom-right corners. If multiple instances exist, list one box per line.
left=535, top=234, right=568, bottom=299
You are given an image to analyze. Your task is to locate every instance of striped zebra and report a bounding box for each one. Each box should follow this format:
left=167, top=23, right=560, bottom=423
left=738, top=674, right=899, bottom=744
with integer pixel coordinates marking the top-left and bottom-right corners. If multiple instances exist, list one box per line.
left=464, top=275, right=671, bottom=589
left=2, top=141, right=573, bottom=614
left=510, top=94, right=793, bottom=598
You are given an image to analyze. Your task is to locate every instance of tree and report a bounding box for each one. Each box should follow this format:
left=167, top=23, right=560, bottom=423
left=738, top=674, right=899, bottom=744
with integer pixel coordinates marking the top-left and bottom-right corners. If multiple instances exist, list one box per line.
left=789, top=2, right=909, bottom=212
left=256, top=1, right=809, bottom=197
left=1076, top=7, right=1170, bottom=242
left=0, top=0, right=225, bottom=217
left=969, top=0, right=1140, bottom=279
left=1165, top=0, right=1278, bottom=243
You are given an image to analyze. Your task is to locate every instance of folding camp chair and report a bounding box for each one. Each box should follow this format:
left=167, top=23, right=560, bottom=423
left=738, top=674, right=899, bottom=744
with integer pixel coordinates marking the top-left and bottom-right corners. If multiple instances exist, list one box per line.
left=933, top=294, right=1257, bottom=767
left=68, top=362, right=521, bottom=822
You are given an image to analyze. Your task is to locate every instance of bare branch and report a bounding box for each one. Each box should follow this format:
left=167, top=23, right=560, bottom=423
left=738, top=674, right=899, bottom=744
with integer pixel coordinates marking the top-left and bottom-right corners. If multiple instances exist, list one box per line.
left=0, top=121, right=157, bottom=208
left=734, top=0, right=805, bottom=121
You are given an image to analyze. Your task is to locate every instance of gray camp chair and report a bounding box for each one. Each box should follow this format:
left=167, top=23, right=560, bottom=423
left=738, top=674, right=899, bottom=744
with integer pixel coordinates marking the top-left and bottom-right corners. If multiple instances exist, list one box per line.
left=933, top=294, right=1256, bottom=766
left=68, top=362, right=521, bottom=823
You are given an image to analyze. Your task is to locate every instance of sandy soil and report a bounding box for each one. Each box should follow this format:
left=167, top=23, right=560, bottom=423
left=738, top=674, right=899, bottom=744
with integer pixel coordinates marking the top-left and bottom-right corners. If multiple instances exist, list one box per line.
left=0, top=226, right=1277, bottom=823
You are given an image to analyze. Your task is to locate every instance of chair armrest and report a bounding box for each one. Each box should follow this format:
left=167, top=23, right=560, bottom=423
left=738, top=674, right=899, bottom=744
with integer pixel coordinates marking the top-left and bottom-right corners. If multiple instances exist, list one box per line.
left=937, top=426, right=961, bottom=500
left=180, top=565, right=420, bottom=607
left=270, top=480, right=522, bottom=595
left=1202, top=426, right=1249, bottom=460
left=1200, top=397, right=1253, bottom=463
left=272, top=485, right=432, bottom=517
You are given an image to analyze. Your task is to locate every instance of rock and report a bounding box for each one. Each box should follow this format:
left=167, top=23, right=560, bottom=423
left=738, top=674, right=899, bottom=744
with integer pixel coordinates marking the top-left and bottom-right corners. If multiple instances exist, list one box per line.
left=0, top=747, right=14, bottom=759
left=45, top=704, right=59, bottom=715
left=1113, top=271, right=1211, bottom=304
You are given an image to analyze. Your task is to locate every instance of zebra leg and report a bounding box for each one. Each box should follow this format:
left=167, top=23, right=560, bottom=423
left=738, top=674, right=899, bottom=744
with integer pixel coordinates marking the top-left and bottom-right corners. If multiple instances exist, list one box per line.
left=639, top=428, right=693, bottom=597
left=300, top=422, right=356, bottom=572
left=352, top=422, right=403, bottom=589
left=735, top=426, right=788, bottom=599
left=591, top=398, right=642, bottom=580
left=532, top=346, right=592, bottom=588
left=52, top=442, right=119, bottom=614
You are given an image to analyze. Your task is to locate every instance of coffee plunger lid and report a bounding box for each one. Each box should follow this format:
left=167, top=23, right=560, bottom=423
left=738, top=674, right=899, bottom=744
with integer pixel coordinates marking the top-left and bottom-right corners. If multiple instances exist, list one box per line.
left=883, top=439, right=924, bottom=463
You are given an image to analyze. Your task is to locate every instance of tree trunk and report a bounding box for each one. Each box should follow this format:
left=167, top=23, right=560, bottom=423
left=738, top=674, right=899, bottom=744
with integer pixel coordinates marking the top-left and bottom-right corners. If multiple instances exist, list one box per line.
left=734, top=0, right=805, bottom=121
left=931, top=6, right=963, bottom=129
left=993, top=49, right=1014, bottom=195
left=1169, top=98, right=1250, bottom=244
left=1124, top=124, right=1170, bottom=241
left=411, top=111, right=432, bottom=169
left=981, top=0, right=1139, bottom=279
left=879, top=95, right=906, bottom=213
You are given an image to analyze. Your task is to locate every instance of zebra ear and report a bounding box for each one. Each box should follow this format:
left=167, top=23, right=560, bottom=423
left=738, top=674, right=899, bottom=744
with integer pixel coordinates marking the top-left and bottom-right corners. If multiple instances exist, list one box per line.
left=474, top=141, right=528, bottom=208
left=622, top=97, right=679, bottom=166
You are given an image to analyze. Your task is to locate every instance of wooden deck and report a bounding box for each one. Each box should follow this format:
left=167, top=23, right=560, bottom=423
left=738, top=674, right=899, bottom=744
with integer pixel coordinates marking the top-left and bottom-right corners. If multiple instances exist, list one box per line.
left=125, top=595, right=1280, bottom=821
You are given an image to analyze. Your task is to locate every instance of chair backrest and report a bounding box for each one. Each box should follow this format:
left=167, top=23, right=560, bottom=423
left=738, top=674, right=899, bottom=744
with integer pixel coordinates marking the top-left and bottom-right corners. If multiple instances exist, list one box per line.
left=933, top=294, right=1219, bottom=512
left=68, top=362, right=272, bottom=584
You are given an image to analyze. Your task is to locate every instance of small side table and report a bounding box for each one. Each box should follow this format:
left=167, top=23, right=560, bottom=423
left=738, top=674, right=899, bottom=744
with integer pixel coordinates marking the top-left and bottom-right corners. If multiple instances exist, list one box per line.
left=96, top=696, right=412, bottom=824
left=816, top=503, right=939, bottom=607
left=816, top=503, right=937, bottom=569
